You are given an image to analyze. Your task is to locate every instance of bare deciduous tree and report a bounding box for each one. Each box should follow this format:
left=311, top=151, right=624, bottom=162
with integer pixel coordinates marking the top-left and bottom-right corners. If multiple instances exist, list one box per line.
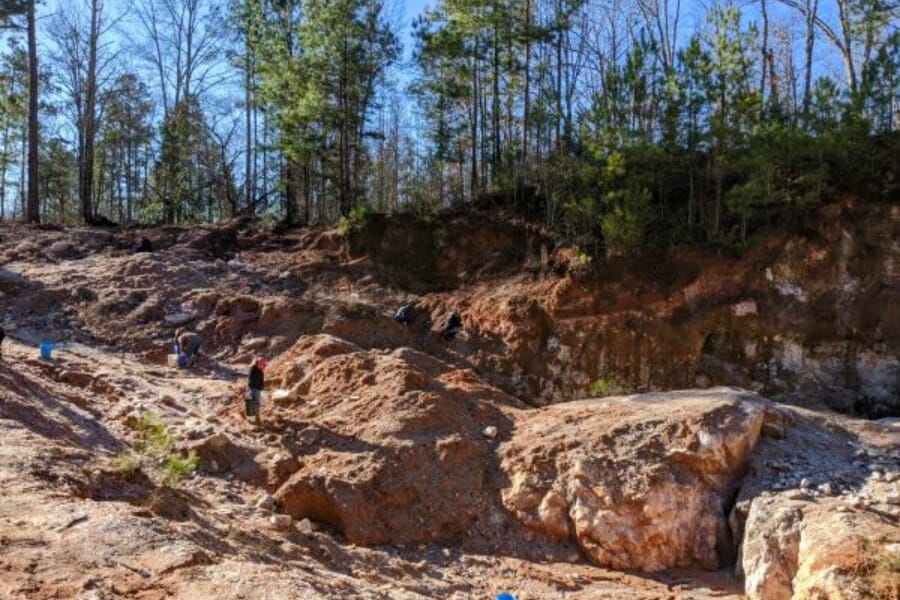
left=133, top=0, right=228, bottom=118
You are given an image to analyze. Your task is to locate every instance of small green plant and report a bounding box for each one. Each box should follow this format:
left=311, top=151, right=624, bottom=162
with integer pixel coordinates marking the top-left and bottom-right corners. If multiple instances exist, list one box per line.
left=133, top=411, right=174, bottom=457
left=159, top=451, right=200, bottom=487
left=128, top=411, right=198, bottom=488
left=335, top=203, right=372, bottom=236
left=573, top=247, right=592, bottom=266
left=111, top=451, right=140, bottom=476
left=590, top=376, right=618, bottom=397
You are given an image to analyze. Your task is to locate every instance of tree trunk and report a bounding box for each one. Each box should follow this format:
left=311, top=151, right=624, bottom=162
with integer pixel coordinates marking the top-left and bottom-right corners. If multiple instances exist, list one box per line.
left=80, top=0, right=100, bottom=224
left=471, top=36, right=480, bottom=201
left=801, top=0, right=818, bottom=117
left=18, top=116, right=26, bottom=219
left=760, top=0, right=769, bottom=107
left=245, top=48, right=253, bottom=214
left=303, top=163, right=311, bottom=225
left=523, top=0, right=531, bottom=163
left=835, top=0, right=857, bottom=94
left=339, top=39, right=351, bottom=216
left=25, top=0, right=40, bottom=223
left=555, top=0, right=563, bottom=149
left=284, top=160, right=297, bottom=224
left=0, top=121, right=9, bottom=221
left=126, top=142, right=133, bottom=222
left=492, top=8, right=500, bottom=173
left=261, top=110, right=269, bottom=210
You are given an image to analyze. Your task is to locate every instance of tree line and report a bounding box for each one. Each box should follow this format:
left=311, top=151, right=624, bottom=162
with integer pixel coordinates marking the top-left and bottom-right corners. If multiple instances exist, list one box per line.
left=0, top=0, right=898, bottom=252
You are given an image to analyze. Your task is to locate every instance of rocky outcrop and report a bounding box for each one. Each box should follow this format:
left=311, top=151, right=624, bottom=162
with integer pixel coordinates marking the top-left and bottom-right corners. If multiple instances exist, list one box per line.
left=740, top=498, right=803, bottom=599
left=179, top=433, right=264, bottom=484
left=740, top=493, right=900, bottom=600
left=1, top=205, right=898, bottom=599
left=263, top=338, right=787, bottom=572
left=414, top=201, right=900, bottom=417
left=261, top=332, right=899, bottom=592
left=733, top=407, right=900, bottom=600
left=3, top=201, right=897, bottom=418
left=499, top=389, right=770, bottom=571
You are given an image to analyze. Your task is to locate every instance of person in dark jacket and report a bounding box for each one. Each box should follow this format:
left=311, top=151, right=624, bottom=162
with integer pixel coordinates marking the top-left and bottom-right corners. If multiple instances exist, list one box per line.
left=130, top=237, right=153, bottom=253
left=441, top=310, right=462, bottom=340
left=394, top=302, right=414, bottom=325
left=0, top=326, right=5, bottom=360
left=175, top=328, right=203, bottom=367
left=246, top=356, right=267, bottom=425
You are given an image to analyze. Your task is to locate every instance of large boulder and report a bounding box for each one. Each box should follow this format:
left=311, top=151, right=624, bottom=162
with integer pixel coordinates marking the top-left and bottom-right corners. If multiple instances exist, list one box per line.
left=268, top=347, right=773, bottom=570
left=499, top=389, right=769, bottom=571
left=740, top=497, right=803, bottom=599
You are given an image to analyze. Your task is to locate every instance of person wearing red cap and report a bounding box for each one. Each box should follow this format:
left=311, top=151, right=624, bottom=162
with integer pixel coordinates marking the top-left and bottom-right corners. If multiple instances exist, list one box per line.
left=246, top=356, right=267, bottom=425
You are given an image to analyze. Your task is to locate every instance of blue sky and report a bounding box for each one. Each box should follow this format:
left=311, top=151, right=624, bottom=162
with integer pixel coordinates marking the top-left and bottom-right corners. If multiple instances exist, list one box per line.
left=398, top=0, right=432, bottom=60
left=403, top=0, right=432, bottom=19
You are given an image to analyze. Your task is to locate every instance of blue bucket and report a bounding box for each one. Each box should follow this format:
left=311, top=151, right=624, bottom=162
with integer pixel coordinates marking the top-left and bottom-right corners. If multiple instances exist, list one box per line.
left=496, top=594, right=516, bottom=600
left=39, top=341, right=53, bottom=359
left=177, top=353, right=189, bottom=368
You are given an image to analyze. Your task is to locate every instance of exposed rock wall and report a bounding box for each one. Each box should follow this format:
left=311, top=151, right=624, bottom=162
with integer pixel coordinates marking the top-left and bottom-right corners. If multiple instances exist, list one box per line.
left=405, top=201, right=899, bottom=417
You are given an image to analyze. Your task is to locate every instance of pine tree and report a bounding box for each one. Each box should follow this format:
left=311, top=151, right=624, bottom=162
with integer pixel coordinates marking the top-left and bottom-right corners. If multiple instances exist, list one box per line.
left=1, top=0, right=39, bottom=223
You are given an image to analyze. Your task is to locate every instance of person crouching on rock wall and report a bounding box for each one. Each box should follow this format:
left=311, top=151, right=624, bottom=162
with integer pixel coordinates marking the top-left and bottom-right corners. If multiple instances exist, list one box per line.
left=246, top=356, right=267, bottom=426
left=441, top=310, right=462, bottom=341
left=394, top=301, right=414, bottom=325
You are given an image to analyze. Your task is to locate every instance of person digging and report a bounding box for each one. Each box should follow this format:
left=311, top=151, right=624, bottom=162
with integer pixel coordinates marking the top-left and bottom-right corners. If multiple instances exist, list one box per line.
left=175, top=327, right=203, bottom=367
left=394, top=301, right=414, bottom=325
left=246, top=356, right=267, bottom=426
left=441, top=309, right=463, bottom=341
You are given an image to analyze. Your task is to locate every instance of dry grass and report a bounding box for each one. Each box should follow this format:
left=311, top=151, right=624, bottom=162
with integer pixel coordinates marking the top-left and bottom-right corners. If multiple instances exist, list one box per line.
left=852, top=539, right=900, bottom=600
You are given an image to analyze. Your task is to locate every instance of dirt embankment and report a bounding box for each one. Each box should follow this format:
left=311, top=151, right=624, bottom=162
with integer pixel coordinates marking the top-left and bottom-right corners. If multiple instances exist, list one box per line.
left=2, top=200, right=896, bottom=416
left=0, top=200, right=897, bottom=600
left=357, top=200, right=898, bottom=418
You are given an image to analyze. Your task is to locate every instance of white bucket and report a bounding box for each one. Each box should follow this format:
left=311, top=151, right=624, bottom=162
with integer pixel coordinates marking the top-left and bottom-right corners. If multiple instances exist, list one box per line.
left=271, top=389, right=292, bottom=402
left=166, top=354, right=179, bottom=367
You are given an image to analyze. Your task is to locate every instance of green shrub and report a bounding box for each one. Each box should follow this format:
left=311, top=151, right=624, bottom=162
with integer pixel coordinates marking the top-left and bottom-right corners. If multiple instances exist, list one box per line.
left=133, top=411, right=174, bottom=457
left=573, top=247, right=593, bottom=267
left=128, top=411, right=198, bottom=488
left=159, top=451, right=200, bottom=487
left=590, top=376, right=618, bottom=397
left=335, top=203, right=372, bottom=236
left=601, top=187, right=652, bottom=256
left=111, top=452, right=140, bottom=476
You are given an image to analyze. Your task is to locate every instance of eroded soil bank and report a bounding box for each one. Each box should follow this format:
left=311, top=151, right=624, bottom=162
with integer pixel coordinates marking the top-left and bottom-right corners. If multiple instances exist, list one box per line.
left=0, top=199, right=897, bottom=599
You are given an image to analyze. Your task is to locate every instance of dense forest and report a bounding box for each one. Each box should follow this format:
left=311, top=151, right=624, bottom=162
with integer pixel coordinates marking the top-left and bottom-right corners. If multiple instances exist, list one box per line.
left=0, top=0, right=898, bottom=252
